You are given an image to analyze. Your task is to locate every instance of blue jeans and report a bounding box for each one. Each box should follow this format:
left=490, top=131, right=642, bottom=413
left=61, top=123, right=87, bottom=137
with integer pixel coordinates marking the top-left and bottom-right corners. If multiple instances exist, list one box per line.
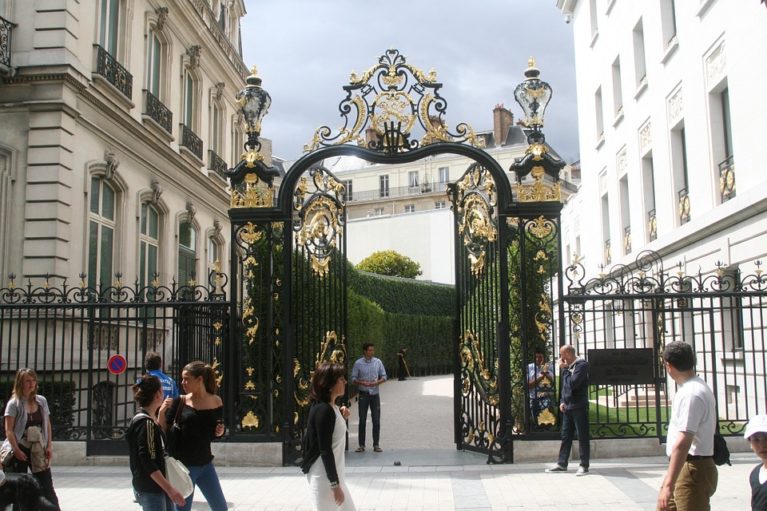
left=135, top=489, right=173, bottom=511
left=358, top=392, right=381, bottom=447
left=177, top=462, right=227, bottom=511
left=557, top=406, right=590, bottom=469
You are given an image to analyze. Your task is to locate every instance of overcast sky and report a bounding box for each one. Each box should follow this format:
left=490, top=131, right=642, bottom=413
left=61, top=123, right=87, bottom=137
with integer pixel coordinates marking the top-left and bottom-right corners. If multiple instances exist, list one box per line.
left=240, top=0, right=579, bottom=163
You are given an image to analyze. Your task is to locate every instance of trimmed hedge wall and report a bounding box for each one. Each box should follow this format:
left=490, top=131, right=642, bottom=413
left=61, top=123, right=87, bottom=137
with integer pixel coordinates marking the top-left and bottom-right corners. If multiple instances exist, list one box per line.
left=349, top=269, right=455, bottom=316
left=347, top=275, right=454, bottom=378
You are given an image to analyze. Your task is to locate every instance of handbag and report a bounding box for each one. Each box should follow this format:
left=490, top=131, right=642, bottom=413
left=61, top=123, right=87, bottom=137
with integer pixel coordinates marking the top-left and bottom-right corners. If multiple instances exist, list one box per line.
left=164, top=455, right=194, bottom=498
left=166, top=396, right=185, bottom=457
left=0, top=443, right=13, bottom=467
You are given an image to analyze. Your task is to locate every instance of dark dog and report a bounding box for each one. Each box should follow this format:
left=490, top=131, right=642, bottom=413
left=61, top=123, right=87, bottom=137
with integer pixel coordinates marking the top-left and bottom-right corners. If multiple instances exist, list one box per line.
left=0, top=473, right=58, bottom=511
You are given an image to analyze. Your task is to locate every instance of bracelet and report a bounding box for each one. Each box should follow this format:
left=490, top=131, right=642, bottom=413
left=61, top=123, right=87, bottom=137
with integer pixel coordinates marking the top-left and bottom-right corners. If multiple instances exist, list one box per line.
left=329, top=481, right=339, bottom=489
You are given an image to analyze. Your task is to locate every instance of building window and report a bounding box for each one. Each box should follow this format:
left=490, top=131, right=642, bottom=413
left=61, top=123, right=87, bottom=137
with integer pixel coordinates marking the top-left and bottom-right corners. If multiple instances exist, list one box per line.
left=379, top=175, right=389, bottom=198
left=178, top=221, right=196, bottom=285
left=619, top=176, right=630, bottom=254
left=408, top=171, right=419, bottom=190
left=139, top=203, right=159, bottom=288
left=660, top=0, right=678, bottom=48
left=633, top=20, right=647, bottom=89
left=435, top=201, right=446, bottom=209
left=709, top=85, right=735, bottom=202
left=438, top=166, right=449, bottom=183
left=611, top=57, right=623, bottom=119
left=373, top=207, right=384, bottom=216
left=405, top=204, right=415, bottom=213
left=184, top=72, right=196, bottom=128
left=721, top=267, right=744, bottom=352
left=342, top=180, right=353, bottom=201
left=641, top=152, right=657, bottom=242
left=595, top=86, right=604, bottom=141
left=601, top=192, right=611, bottom=265
left=210, top=101, right=223, bottom=155
left=88, top=177, right=116, bottom=288
left=99, top=0, right=120, bottom=56
left=231, top=119, right=244, bottom=165
left=589, top=0, right=598, bottom=39
left=671, top=125, right=690, bottom=224
left=146, top=31, right=162, bottom=97
left=207, top=236, right=221, bottom=277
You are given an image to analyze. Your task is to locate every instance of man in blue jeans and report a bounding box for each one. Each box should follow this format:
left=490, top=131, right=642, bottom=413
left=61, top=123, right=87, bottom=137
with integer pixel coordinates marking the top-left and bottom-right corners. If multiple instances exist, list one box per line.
left=352, top=343, right=387, bottom=453
left=545, top=344, right=590, bottom=476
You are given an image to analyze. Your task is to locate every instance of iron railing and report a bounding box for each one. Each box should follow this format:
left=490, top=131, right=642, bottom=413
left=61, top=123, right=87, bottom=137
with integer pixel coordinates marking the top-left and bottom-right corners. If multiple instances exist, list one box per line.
left=207, top=149, right=228, bottom=180
left=349, top=183, right=448, bottom=202
left=678, top=187, right=690, bottom=224
left=180, top=124, right=203, bottom=160
left=0, top=16, right=14, bottom=69
left=93, top=44, right=133, bottom=100
left=143, top=90, right=172, bottom=134
left=0, top=272, right=227, bottom=454
left=561, top=250, right=767, bottom=439
left=647, top=209, right=657, bottom=241
left=719, top=155, right=735, bottom=203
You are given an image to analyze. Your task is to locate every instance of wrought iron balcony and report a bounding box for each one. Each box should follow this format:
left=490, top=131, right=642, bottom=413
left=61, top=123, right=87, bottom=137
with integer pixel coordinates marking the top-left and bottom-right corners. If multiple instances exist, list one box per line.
left=718, top=155, right=735, bottom=202
left=604, top=239, right=612, bottom=266
left=1, top=16, right=15, bottom=70
left=207, top=149, right=228, bottom=180
left=677, top=187, right=691, bottom=224
left=623, top=225, right=631, bottom=254
left=180, top=124, right=203, bottom=160
left=647, top=209, right=657, bottom=242
left=143, top=90, right=172, bottom=134
left=94, top=44, right=133, bottom=100
left=349, top=183, right=447, bottom=202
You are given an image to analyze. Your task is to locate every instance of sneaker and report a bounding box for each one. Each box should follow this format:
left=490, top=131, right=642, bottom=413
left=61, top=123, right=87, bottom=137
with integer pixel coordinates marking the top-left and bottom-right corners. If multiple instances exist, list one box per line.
left=545, top=464, right=567, bottom=473
left=576, top=466, right=589, bottom=476
left=355, top=446, right=365, bottom=453
left=373, top=446, right=383, bottom=453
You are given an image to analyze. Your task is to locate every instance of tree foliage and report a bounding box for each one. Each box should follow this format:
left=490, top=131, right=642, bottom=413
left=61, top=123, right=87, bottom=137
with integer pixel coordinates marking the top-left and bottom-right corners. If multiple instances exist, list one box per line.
left=356, top=250, right=422, bottom=279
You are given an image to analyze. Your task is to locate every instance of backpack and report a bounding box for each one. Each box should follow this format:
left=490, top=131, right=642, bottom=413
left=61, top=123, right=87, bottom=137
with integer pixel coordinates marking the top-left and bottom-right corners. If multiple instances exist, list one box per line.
left=713, top=431, right=731, bottom=466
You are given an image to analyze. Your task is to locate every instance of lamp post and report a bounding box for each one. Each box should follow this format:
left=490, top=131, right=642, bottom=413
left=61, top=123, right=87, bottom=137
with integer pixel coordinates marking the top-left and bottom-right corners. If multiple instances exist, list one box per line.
left=236, top=66, right=271, bottom=151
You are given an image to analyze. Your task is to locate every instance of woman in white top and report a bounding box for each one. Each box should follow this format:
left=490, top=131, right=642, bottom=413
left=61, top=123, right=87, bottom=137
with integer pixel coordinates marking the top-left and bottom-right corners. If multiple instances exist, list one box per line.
left=300, top=362, right=355, bottom=511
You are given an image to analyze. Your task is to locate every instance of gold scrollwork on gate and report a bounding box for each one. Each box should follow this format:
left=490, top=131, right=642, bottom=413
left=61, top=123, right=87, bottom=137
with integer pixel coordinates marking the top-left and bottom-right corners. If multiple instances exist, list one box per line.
left=459, top=330, right=499, bottom=406
left=304, top=49, right=482, bottom=153
left=455, top=165, right=497, bottom=277
left=293, top=168, right=345, bottom=278
left=516, top=165, right=561, bottom=203
left=293, top=331, right=347, bottom=409
left=230, top=171, right=274, bottom=208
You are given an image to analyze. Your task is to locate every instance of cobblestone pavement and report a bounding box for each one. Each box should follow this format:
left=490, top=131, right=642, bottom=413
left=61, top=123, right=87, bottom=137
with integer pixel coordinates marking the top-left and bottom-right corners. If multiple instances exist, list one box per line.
left=50, top=376, right=756, bottom=510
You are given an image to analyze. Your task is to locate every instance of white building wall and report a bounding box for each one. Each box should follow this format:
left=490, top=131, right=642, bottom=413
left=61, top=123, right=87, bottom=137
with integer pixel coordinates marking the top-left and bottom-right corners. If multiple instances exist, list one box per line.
left=559, top=0, right=767, bottom=277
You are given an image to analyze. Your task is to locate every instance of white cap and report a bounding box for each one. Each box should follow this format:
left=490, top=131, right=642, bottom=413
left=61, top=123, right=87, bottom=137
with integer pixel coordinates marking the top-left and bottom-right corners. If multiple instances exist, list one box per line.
left=744, top=414, right=767, bottom=440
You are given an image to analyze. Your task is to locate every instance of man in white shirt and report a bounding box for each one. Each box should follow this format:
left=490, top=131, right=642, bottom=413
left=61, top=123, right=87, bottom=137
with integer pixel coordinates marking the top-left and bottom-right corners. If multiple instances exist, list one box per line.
left=657, top=341, right=718, bottom=511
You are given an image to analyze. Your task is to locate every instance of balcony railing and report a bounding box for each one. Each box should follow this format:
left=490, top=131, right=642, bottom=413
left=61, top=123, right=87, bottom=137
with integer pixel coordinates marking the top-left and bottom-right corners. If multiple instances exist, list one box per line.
left=623, top=225, right=631, bottom=254
left=180, top=124, right=203, bottom=160
left=1, top=16, right=15, bottom=69
left=677, top=187, right=691, bottom=224
left=208, top=149, right=228, bottom=180
left=718, top=155, right=735, bottom=203
left=94, top=44, right=133, bottom=100
left=647, top=209, right=657, bottom=242
left=349, top=183, right=448, bottom=202
left=143, top=90, right=172, bottom=134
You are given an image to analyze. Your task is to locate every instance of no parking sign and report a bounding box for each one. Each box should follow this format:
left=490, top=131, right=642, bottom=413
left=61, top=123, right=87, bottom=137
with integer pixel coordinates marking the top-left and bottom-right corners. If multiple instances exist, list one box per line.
left=107, top=354, right=127, bottom=375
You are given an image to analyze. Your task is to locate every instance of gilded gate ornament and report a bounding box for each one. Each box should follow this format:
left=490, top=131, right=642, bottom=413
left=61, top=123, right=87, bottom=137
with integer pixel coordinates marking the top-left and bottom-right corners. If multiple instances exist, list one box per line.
left=293, top=331, right=347, bottom=409
left=459, top=330, right=499, bottom=406
left=293, top=167, right=345, bottom=277
left=454, top=164, right=497, bottom=277
left=304, top=49, right=483, bottom=153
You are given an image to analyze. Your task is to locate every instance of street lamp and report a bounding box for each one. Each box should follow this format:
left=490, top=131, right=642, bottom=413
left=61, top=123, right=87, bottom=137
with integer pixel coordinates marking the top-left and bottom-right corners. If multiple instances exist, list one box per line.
left=236, top=65, right=271, bottom=149
left=513, top=57, right=552, bottom=145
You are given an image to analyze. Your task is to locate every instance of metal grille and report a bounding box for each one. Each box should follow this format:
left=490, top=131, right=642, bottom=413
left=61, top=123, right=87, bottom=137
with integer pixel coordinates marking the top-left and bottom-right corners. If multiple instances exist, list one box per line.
left=181, top=124, right=203, bottom=160
left=0, top=16, right=14, bottom=69
left=94, top=44, right=133, bottom=99
left=144, top=90, right=172, bottom=134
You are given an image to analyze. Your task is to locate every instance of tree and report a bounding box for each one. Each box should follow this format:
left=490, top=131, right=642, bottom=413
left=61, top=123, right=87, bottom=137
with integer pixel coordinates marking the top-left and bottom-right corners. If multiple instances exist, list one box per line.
left=356, top=250, right=422, bottom=279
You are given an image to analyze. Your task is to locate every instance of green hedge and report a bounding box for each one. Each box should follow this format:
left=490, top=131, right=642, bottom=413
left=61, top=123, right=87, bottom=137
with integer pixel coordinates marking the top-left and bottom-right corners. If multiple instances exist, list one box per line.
left=0, top=380, right=76, bottom=439
left=348, top=269, right=455, bottom=316
left=346, top=288, right=453, bottom=378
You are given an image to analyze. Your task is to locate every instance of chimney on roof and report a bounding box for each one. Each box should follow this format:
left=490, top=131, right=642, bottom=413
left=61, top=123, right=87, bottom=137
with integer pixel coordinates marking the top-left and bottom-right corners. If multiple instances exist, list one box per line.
left=364, top=126, right=379, bottom=148
left=493, top=104, right=514, bottom=147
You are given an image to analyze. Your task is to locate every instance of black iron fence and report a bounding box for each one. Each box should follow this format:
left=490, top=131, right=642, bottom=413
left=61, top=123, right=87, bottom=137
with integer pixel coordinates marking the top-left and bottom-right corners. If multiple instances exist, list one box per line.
left=560, top=251, right=767, bottom=440
left=0, top=272, right=228, bottom=455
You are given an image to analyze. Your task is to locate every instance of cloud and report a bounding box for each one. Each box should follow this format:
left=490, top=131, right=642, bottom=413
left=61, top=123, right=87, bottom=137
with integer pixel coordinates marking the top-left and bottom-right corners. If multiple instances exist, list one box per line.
left=242, top=0, right=579, bottom=162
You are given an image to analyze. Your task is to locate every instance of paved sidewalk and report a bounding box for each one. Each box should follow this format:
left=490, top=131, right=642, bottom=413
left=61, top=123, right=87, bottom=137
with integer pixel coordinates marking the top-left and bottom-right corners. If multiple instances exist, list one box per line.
left=50, top=376, right=757, bottom=509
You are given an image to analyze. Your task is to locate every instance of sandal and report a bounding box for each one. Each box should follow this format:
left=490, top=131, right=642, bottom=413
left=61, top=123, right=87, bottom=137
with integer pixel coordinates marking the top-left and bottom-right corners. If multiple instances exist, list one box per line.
left=373, top=446, right=383, bottom=453
left=355, top=446, right=365, bottom=452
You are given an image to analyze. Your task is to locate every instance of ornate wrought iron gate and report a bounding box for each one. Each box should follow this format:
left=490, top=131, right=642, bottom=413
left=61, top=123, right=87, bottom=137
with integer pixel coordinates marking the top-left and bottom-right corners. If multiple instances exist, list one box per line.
left=227, top=50, right=565, bottom=464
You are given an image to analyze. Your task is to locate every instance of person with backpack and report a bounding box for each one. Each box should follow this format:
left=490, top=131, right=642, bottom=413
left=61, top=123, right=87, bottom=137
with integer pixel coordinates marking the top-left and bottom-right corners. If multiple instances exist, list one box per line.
left=657, top=341, right=718, bottom=511
left=127, top=375, right=185, bottom=510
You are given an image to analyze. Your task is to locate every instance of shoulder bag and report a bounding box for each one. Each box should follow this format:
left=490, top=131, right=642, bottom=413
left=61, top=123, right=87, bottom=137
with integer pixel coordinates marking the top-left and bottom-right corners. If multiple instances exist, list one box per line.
left=164, top=454, right=194, bottom=498
left=166, top=396, right=185, bottom=457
